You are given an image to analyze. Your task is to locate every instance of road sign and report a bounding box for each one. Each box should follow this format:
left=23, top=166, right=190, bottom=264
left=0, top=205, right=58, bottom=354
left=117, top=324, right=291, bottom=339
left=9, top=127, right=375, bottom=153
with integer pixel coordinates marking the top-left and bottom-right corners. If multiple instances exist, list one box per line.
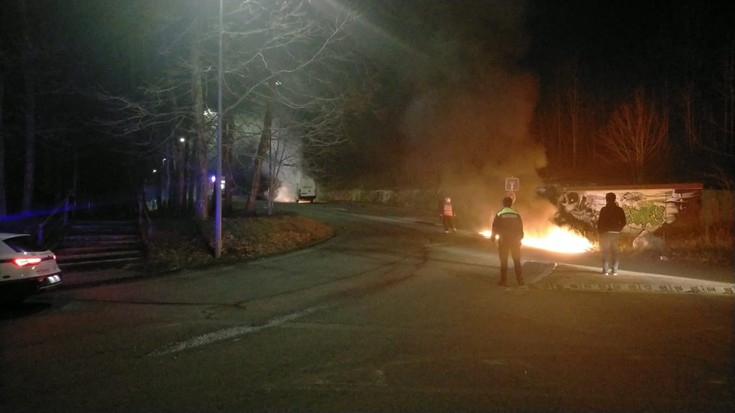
left=505, top=177, right=520, bottom=192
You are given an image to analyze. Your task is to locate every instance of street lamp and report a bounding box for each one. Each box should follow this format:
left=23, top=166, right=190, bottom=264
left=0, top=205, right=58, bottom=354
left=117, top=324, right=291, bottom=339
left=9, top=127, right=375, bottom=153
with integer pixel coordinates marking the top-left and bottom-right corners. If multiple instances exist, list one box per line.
left=214, top=0, right=223, bottom=258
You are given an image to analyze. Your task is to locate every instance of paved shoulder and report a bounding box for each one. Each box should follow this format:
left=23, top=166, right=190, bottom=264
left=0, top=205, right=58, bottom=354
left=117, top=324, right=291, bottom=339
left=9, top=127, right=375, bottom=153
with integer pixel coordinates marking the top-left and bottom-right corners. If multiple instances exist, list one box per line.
left=530, top=263, right=735, bottom=296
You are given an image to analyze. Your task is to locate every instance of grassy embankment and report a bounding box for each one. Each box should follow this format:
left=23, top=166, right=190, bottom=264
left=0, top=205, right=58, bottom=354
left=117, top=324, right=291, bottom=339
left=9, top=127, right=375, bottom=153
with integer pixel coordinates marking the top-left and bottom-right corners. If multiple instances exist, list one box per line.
left=146, top=211, right=335, bottom=273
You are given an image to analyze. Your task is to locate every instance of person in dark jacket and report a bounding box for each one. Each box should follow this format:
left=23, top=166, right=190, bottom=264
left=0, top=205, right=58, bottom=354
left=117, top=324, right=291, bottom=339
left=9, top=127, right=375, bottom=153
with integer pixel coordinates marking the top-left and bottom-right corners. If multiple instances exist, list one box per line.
left=491, top=197, right=524, bottom=286
left=597, top=192, right=627, bottom=275
left=438, top=197, right=456, bottom=233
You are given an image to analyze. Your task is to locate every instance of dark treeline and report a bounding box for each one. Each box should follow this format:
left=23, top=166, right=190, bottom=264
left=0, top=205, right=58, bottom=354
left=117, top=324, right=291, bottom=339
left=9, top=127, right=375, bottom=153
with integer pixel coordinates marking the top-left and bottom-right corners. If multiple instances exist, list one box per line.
left=1, top=0, right=732, bottom=219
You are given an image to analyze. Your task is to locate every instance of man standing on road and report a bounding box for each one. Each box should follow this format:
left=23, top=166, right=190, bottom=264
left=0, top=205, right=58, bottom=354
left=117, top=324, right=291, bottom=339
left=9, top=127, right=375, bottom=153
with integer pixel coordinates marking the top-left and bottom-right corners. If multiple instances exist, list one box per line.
left=491, top=197, right=524, bottom=286
left=597, top=192, right=627, bottom=276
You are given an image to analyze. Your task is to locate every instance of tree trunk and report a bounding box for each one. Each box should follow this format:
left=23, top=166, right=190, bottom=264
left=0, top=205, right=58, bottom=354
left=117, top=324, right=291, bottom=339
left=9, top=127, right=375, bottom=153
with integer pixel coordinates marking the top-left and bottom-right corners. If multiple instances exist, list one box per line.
left=246, top=79, right=276, bottom=215
left=20, top=0, right=36, bottom=213
left=176, top=135, right=187, bottom=215
left=21, top=56, right=37, bottom=213
left=0, top=72, right=6, bottom=216
left=223, top=112, right=234, bottom=215
left=186, top=136, right=195, bottom=213
left=568, top=71, right=579, bottom=169
left=190, top=17, right=209, bottom=220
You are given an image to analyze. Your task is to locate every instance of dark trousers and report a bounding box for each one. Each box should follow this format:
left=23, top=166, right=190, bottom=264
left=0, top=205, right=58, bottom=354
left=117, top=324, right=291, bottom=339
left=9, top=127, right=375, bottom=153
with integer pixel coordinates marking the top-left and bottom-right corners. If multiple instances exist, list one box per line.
left=498, top=240, right=523, bottom=284
left=441, top=215, right=455, bottom=232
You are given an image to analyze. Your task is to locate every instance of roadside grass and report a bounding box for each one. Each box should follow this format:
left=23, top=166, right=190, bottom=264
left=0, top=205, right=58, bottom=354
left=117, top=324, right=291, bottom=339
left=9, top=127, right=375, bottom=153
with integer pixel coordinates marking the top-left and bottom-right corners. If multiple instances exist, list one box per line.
left=662, top=232, right=732, bottom=264
left=146, top=212, right=335, bottom=273
left=619, top=230, right=732, bottom=266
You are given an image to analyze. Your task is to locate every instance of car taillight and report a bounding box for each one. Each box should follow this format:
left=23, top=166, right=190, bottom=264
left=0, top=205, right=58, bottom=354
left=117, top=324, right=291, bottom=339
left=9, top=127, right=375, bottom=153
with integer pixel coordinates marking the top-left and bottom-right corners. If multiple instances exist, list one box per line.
left=13, top=257, right=42, bottom=267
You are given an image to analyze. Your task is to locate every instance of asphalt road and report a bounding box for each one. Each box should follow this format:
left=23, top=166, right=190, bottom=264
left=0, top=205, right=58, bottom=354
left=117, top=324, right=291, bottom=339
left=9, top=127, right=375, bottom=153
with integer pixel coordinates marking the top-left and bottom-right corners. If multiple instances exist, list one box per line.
left=1, top=202, right=733, bottom=413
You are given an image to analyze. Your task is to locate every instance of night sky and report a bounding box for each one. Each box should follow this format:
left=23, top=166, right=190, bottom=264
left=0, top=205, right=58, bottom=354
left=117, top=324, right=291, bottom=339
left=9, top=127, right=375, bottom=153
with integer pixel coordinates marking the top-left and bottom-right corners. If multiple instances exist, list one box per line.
left=525, top=1, right=733, bottom=91
left=338, top=0, right=734, bottom=185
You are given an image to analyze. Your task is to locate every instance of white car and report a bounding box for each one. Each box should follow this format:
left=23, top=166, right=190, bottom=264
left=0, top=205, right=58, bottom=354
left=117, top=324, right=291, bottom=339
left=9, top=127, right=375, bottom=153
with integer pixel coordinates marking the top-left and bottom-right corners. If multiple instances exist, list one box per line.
left=0, top=232, right=62, bottom=304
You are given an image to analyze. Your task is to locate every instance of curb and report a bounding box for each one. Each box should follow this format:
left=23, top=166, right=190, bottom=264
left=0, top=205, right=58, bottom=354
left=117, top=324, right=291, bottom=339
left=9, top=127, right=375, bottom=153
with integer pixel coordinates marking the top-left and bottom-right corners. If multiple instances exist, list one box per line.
left=533, top=263, right=735, bottom=296
left=535, top=281, right=735, bottom=296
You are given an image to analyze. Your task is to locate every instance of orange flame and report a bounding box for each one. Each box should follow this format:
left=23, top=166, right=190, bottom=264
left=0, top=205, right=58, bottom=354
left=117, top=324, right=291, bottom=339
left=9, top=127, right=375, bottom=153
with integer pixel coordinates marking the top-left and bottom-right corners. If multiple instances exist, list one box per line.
left=480, top=226, right=593, bottom=254
left=523, top=227, right=593, bottom=253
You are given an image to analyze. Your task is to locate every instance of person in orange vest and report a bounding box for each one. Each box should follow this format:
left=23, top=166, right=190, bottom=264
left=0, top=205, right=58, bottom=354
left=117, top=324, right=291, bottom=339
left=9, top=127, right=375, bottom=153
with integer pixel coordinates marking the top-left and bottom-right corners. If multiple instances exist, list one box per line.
left=438, top=197, right=457, bottom=233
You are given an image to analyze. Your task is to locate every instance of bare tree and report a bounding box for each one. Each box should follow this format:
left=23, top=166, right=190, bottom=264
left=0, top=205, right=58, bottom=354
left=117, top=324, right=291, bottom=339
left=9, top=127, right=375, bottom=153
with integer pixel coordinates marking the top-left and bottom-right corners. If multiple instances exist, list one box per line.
left=265, top=124, right=298, bottom=215
left=67, top=0, right=366, bottom=223
left=677, top=48, right=735, bottom=189
left=0, top=70, right=6, bottom=216
left=564, top=59, right=582, bottom=169
left=600, top=88, right=669, bottom=182
left=215, top=0, right=358, bottom=214
left=246, top=79, right=276, bottom=215
left=222, top=112, right=235, bottom=215
left=189, top=13, right=211, bottom=220
left=19, top=0, right=37, bottom=213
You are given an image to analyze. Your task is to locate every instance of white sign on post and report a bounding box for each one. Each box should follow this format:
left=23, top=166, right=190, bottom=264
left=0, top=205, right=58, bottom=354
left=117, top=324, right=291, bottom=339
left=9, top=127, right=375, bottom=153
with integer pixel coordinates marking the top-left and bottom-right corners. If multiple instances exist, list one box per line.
left=505, top=177, right=520, bottom=192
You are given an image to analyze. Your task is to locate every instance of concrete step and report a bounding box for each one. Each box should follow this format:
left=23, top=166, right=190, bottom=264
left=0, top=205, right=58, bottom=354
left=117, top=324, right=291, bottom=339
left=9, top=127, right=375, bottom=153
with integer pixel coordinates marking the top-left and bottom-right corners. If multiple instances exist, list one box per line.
left=57, top=236, right=141, bottom=248
left=54, top=244, right=142, bottom=255
left=58, top=257, right=144, bottom=272
left=68, top=222, right=138, bottom=229
left=56, top=249, right=144, bottom=262
left=54, top=219, right=146, bottom=272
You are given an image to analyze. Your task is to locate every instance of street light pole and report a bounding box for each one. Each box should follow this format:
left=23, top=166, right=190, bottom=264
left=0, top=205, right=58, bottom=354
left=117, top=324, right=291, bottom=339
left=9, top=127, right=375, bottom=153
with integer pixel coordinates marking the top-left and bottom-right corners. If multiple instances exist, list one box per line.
left=214, top=0, right=223, bottom=258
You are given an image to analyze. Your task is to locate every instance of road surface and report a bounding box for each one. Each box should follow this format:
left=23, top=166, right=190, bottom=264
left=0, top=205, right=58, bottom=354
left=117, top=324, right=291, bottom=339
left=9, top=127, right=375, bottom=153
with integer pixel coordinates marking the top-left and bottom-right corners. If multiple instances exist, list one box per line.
left=1, top=202, right=733, bottom=412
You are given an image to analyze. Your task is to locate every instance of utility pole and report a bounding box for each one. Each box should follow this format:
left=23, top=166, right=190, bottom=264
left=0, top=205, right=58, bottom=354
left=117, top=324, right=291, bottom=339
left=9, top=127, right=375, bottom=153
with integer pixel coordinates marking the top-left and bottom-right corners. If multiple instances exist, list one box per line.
left=214, top=0, right=223, bottom=258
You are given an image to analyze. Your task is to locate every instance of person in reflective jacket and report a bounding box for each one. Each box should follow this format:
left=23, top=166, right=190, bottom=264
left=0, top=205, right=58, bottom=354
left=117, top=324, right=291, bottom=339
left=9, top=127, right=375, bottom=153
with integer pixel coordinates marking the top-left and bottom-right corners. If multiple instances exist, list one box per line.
left=491, top=197, right=524, bottom=286
left=438, top=197, right=457, bottom=233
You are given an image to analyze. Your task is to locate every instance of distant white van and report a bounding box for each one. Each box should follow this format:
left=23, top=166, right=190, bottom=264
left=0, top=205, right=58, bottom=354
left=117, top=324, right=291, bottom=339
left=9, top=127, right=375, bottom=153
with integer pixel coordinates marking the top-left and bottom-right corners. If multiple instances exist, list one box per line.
left=297, top=177, right=317, bottom=203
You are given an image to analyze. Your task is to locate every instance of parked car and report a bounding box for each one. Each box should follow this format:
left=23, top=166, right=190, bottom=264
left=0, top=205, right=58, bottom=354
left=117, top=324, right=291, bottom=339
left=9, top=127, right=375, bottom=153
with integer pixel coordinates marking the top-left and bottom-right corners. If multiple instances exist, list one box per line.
left=0, top=233, right=62, bottom=304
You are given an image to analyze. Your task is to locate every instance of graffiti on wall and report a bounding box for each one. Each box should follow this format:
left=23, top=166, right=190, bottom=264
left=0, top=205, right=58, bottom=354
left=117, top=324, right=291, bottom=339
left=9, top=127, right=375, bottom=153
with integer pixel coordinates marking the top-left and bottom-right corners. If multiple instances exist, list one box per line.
left=553, top=184, right=702, bottom=237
